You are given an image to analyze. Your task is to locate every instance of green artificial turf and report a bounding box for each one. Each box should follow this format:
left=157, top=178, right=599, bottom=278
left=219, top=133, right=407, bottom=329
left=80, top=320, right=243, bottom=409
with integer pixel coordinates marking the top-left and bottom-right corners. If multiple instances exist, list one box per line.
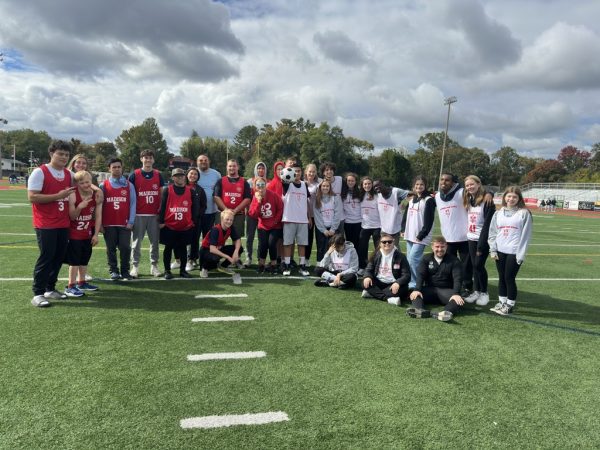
left=1, top=188, right=599, bottom=449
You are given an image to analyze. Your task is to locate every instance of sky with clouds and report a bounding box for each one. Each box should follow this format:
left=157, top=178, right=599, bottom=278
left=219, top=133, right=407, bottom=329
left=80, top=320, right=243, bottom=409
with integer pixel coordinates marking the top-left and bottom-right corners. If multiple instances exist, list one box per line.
left=1, top=0, right=600, bottom=159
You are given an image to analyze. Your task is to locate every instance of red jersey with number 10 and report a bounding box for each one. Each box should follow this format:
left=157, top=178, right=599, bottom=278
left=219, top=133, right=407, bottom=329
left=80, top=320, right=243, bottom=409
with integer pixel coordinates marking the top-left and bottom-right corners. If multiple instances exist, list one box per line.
left=32, top=164, right=72, bottom=229
left=102, top=180, right=130, bottom=227
left=221, top=176, right=245, bottom=211
left=70, top=189, right=96, bottom=240
left=134, top=169, right=161, bottom=215
left=164, top=185, right=194, bottom=231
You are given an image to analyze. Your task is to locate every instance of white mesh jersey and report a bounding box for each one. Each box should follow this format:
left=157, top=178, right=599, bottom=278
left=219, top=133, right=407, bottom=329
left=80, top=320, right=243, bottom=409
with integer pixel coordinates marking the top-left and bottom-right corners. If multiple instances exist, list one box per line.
left=342, top=195, right=362, bottom=223
left=404, top=197, right=433, bottom=245
left=495, top=209, right=524, bottom=255
left=282, top=181, right=309, bottom=224
left=467, top=204, right=484, bottom=241
left=377, top=188, right=403, bottom=235
left=435, top=188, right=468, bottom=242
left=360, top=196, right=381, bottom=229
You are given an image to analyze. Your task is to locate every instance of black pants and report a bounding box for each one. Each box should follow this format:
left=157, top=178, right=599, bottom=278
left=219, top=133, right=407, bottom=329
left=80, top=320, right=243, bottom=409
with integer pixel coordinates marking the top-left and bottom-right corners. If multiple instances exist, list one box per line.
left=495, top=252, right=521, bottom=300
left=358, top=228, right=381, bottom=269
left=446, top=241, right=473, bottom=291
left=188, top=219, right=203, bottom=261
left=33, top=228, right=69, bottom=295
left=103, top=226, right=132, bottom=275
left=343, top=222, right=361, bottom=252
left=258, top=228, right=282, bottom=262
left=200, top=245, right=245, bottom=271
left=200, top=213, right=216, bottom=239
left=305, top=223, right=315, bottom=262
left=314, top=267, right=358, bottom=288
left=365, top=277, right=408, bottom=302
left=315, top=228, right=332, bottom=262
left=161, top=227, right=194, bottom=272
left=468, top=240, right=489, bottom=293
left=411, top=286, right=462, bottom=314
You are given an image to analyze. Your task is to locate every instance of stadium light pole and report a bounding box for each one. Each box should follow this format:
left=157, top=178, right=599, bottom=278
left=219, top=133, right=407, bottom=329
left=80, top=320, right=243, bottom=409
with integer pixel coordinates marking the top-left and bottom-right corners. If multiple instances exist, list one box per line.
left=439, top=96, right=457, bottom=182
left=0, top=118, right=8, bottom=180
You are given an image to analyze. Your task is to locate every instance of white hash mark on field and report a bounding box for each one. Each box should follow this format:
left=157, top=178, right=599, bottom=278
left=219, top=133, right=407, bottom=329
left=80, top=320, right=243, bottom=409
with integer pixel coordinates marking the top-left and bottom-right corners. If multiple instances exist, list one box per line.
left=194, top=293, right=248, bottom=298
left=187, top=351, right=266, bottom=361
left=180, top=411, right=289, bottom=429
left=192, top=316, right=255, bottom=322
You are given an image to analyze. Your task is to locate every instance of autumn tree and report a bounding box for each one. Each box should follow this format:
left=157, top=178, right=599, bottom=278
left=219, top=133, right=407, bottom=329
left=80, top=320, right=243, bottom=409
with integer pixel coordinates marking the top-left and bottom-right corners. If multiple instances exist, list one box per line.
left=115, top=118, right=171, bottom=172
left=557, top=145, right=591, bottom=173
left=523, top=159, right=566, bottom=183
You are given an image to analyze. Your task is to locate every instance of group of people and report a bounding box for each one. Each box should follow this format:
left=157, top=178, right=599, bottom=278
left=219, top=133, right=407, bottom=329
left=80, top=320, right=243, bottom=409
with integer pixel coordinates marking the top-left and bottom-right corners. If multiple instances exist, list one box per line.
left=539, top=198, right=557, bottom=212
left=27, top=140, right=533, bottom=320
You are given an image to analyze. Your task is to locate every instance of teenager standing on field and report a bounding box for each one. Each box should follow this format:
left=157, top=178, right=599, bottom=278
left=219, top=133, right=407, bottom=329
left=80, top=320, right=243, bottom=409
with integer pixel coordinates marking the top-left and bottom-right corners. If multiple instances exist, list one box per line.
left=341, top=172, right=362, bottom=251
left=28, top=140, right=75, bottom=307
left=357, top=176, right=381, bottom=275
left=488, top=186, right=533, bottom=316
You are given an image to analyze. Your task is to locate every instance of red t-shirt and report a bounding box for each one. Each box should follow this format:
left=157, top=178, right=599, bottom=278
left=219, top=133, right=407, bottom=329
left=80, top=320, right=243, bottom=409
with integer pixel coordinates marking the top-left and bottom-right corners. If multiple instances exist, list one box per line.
left=70, top=189, right=96, bottom=240
left=164, top=185, right=194, bottom=231
left=32, top=165, right=72, bottom=229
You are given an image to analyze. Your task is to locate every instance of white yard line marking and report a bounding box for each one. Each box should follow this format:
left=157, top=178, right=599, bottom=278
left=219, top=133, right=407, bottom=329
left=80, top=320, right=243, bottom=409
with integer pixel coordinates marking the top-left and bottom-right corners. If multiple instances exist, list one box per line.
left=194, top=293, right=248, bottom=298
left=0, top=232, right=36, bottom=236
left=187, top=351, right=266, bottom=361
left=529, top=243, right=600, bottom=247
left=192, top=316, right=254, bottom=322
left=180, top=411, right=289, bottom=429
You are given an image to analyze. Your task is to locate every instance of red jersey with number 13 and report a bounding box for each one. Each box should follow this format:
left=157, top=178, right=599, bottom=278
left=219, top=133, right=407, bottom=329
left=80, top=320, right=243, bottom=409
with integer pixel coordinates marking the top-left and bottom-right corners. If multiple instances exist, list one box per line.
left=164, top=185, right=194, bottom=231
left=102, top=180, right=130, bottom=227
left=134, top=169, right=161, bottom=215
left=70, top=189, right=96, bottom=240
left=32, top=164, right=72, bottom=229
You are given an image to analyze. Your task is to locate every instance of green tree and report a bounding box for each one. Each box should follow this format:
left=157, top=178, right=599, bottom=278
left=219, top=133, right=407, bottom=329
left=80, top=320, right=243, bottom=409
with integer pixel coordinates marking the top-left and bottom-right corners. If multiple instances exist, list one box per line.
left=180, top=131, right=204, bottom=161
left=231, top=125, right=259, bottom=164
left=0, top=129, right=52, bottom=166
left=115, top=118, right=171, bottom=172
left=590, top=143, right=600, bottom=173
left=368, top=149, right=412, bottom=188
left=490, top=146, right=523, bottom=188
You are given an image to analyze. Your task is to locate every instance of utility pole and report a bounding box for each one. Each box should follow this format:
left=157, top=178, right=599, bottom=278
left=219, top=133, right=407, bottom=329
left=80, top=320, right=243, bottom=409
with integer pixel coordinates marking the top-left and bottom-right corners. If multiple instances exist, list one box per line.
left=0, top=118, right=8, bottom=180
left=439, top=96, right=457, bottom=182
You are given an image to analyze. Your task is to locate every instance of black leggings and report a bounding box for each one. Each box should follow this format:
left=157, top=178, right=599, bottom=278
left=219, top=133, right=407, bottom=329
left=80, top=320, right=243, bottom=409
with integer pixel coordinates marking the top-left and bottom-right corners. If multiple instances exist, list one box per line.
left=411, top=286, right=462, bottom=314
left=257, top=228, right=282, bottom=262
left=365, top=277, right=408, bottom=302
left=200, top=245, right=245, bottom=270
left=314, top=267, right=358, bottom=287
left=446, top=241, right=472, bottom=291
left=495, top=252, right=521, bottom=300
left=468, top=240, right=489, bottom=293
left=358, top=228, right=381, bottom=269
left=343, top=222, right=361, bottom=251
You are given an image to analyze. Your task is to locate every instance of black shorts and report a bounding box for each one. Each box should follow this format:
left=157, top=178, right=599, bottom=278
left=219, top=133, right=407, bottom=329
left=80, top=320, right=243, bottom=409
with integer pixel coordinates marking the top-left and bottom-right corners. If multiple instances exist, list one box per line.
left=160, top=226, right=194, bottom=246
left=65, top=239, right=93, bottom=266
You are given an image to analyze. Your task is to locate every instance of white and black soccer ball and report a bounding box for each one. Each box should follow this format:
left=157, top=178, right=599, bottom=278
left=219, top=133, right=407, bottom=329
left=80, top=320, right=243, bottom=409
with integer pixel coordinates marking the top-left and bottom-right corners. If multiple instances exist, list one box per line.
left=279, top=167, right=296, bottom=183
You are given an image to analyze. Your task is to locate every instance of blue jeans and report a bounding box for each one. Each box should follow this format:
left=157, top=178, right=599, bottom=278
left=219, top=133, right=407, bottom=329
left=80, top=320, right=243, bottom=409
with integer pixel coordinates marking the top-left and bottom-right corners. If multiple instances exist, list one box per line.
left=406, top=240, right=426, bottom=289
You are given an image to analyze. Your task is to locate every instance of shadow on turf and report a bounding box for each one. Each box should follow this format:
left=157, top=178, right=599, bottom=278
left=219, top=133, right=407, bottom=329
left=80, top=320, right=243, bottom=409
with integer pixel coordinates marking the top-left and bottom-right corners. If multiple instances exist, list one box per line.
left=54, top=277, right=308, bottom=312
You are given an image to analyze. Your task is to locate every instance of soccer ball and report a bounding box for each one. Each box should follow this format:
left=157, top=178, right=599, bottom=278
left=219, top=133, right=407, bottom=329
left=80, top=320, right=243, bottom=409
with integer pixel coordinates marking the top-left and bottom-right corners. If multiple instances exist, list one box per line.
left=279, top=167, right=296, bottom=183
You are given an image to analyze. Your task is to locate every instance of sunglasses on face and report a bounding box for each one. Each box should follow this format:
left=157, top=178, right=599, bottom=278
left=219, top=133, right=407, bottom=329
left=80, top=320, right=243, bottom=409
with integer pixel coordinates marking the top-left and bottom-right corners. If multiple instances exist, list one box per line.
left=381, top=240, right=394, bottom=244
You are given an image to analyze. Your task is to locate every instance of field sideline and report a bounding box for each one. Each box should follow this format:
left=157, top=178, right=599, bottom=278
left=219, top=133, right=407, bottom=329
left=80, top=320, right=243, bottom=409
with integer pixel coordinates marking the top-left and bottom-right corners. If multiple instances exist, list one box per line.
left=1, top=188, right=599, bottom=449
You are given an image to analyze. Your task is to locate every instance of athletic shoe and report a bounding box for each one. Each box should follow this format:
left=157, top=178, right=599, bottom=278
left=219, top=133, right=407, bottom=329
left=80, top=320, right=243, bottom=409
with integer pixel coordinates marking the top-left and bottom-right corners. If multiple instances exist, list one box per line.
left=110, top=272, right=121, bottom=281
left=180, top=271, right=192, bottom=279
left=387, top=297, right=401, bottom=306
left=337, top=281, right=349, bottom=290
left=120, top=272, right=132, bottom=281
left=282, top=263, right=291, bottom=276
left=85, top=273, right=94, bottom=281
left=460, top=288, right=473, bottom=298
left=299, top=265, right=310, bottom=276
left=44, top=290, right=67, bottom=299
left=490, top=302, right=504, bottom=312
left=31, top=295, right=51, bottom=307
left=217, top=265, right=235, bottom=275
left=130, top=265, right=139, bottom=278
left=185, top=261, right=195, bottom=272
left=406, top=308, right=431, bottom=318
left=65, top=286, right=85, bottom=298
left=464, top=291, right=480, bottom=304
left=314, top=279, right=329, bottom=287
left=361, top=289, right=373, bottom=298
left=289, top=259, right=298, bottom=268
left=150, top=264, right=161, bottom=277
left=244, top=258, right=252, bottom=267
left=432, top=311, right=454, bottom=322
left=232, top=273, right=242, bottom=285
left=236, top=260, right=246, bottom=269
left=256, top=265, right=265, bottom=274
left=476, top=292, right=490, bottom=306
left=170, top=261, right=181, bottom=270
left=164, top=271, right=173, bottom=280
left=77, top=282, right=99, bottom=291
left=492, top=304, right=513, bottom=316
left=199, top=269, right=209, bottom=278
left=357, top=268, right=365, bottom=277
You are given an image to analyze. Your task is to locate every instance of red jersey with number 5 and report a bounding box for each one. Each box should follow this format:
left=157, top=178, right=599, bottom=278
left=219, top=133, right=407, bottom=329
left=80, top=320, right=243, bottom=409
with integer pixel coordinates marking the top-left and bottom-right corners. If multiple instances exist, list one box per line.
left=32, top=164, right=72, bottom=229
left=102, top=180, right=130, bottom=226
left=221, top=176, right=245, bottom=211
left=164, top=185, right=194, bottom=231
left=70, top=189, right=96, bottom=240
left=133, top=169, right=161, bottom=215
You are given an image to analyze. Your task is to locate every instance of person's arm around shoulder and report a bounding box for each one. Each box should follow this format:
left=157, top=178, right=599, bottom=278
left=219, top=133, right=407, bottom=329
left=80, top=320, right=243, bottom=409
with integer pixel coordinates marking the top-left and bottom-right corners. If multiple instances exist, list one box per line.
left=516, top=209, right=533, bottom=265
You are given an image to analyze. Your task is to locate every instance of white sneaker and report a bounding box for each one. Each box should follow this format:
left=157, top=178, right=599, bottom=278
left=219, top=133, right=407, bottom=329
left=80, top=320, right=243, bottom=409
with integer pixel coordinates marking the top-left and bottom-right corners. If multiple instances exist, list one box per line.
left=32, top=295, right=51, bottom=307
left=185, top=261, right=194, bottom=272
left=232, top=273, right=242, bottom=285
left=150, top=264, right=161, bottom=277
left=244, top=258, right=252, bottom=267
left=170, top=261, right=181, bottom=270
left=44, top=290, right=67, bottom=299
left=387, top=297, right=401, bottom=306
left=464, top=291, right=480, bottom=304
left=130, top=265, right=139, bottom=278
left=200, top=269, right=208, bottom=278
left=85, top=273, right=93, bottom=281
left=361, top=289, right=373, bottom=298
left=476, top=292, right=490, bottom=306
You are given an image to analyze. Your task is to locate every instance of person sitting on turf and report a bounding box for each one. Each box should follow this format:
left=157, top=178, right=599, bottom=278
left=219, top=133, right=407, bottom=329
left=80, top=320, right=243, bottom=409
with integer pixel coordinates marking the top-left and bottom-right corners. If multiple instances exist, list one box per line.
left=408, top=235, right=464, bottom=322
left=159, top=168, right=200, bottom=279
left=362, top=232, right=411, bottom=306
left=199, top=208, right=244, bottom=279
left=314, top=233, right=359, bottom=289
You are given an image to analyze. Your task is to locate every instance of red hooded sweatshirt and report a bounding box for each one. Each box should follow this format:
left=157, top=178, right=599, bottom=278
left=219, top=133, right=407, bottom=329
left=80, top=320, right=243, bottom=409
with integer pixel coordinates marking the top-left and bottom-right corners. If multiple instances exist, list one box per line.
left=266, top=161, right=284, bottom=198
left=248, top=188, right=284, bottom=230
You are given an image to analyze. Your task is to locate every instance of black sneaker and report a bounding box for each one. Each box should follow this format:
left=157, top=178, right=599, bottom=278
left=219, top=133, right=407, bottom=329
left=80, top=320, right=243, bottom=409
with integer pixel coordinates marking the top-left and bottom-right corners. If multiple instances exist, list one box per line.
left=257, top=265, right=265, bottom=274
left=179, top=271, right=192, bottom=278
left=290, top=259, right=298, bottom=268
left=164, top=271, right=173, bottom=280
left=110, top=272, right=121, bottom=281
left=299, top=265, right=310, bottom=276
left=121, top=272, right=132, bottom=281
left=282, top=263, right=291, bottom=276
left=406, top=308, right=431, bottom=319
left=314, top=279, right=329, bottom=287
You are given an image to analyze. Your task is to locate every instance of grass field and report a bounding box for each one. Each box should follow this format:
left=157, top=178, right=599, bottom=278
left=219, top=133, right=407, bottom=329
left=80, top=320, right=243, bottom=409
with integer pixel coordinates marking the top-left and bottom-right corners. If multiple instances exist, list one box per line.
left=1, top=187, right=599, bottom=449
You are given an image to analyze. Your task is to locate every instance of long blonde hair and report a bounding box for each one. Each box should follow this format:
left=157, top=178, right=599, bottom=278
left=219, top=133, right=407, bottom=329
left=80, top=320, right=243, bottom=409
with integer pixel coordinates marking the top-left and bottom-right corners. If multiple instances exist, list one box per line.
left=463, top=175, right=485, bottom=208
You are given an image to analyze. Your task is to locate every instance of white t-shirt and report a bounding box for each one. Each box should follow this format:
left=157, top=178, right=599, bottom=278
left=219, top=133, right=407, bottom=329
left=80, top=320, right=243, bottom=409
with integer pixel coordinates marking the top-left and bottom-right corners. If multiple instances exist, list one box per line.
left=361, top=196, right=381, bottom=229
left=342, top=195, right=362, bottom=223
left=28, top=165, right=74, bottom=191
left=376, top=250, right=396, bottom=283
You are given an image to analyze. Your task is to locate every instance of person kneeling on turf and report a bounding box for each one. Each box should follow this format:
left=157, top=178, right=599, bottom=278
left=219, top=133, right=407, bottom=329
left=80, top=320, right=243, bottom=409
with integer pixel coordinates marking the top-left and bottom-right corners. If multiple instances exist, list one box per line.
left=362, top=232, right=410, bottom=306
left=199, top=209, right=244, bottom=278
left=408, top=236, right=464, bottom=321
left=314, top=234, right=359, bottom=289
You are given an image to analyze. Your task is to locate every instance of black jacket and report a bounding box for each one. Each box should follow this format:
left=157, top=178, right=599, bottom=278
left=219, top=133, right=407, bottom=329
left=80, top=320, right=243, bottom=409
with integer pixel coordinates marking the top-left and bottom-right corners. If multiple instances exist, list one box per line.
left=416, top=253, right=462, bottom=294
left=364, top=249, right=411, bottom=286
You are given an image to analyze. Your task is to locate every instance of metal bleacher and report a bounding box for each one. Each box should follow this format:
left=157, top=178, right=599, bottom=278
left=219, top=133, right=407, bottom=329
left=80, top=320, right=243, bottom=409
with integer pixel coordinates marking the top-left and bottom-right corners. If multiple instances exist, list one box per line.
left=520, top=183, right=600, bottom=202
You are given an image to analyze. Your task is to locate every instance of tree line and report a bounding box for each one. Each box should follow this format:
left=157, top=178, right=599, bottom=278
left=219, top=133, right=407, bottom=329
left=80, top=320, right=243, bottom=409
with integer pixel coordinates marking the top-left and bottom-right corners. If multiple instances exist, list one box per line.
left=2, top=116, right=600, bottom=188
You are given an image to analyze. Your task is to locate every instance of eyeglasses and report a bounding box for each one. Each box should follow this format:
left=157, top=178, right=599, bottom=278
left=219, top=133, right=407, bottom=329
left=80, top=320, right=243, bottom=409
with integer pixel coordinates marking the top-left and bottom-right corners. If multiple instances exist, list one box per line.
left=380, top=240, right=394, bottom=244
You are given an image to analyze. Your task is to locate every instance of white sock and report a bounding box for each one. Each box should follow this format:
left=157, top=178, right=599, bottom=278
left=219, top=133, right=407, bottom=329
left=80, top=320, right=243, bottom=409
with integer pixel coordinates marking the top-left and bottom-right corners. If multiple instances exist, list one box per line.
left=299, top=257, right=306, bottom=265
left=284, top=257, right=291, bottom=264
left=506, top=299, right=516, bottom=306
left=499, top=296, right=508, bottom=304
